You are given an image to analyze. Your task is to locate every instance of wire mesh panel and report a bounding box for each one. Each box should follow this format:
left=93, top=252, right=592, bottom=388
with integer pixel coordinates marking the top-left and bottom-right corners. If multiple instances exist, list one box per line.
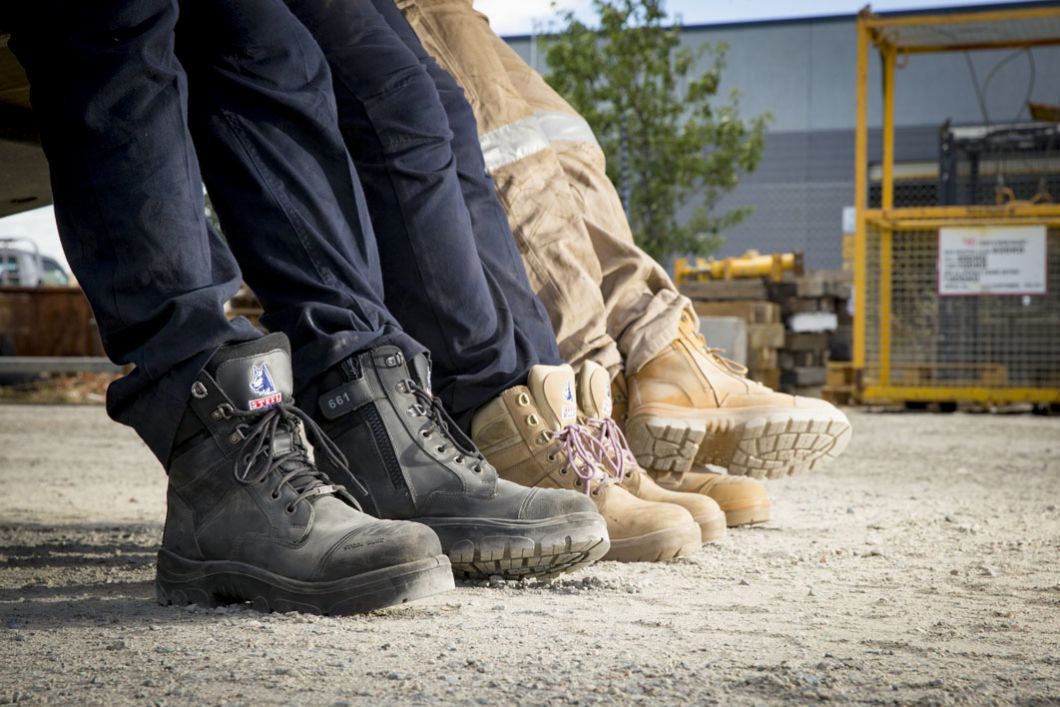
left=862, top=212, right=1060, bottom=401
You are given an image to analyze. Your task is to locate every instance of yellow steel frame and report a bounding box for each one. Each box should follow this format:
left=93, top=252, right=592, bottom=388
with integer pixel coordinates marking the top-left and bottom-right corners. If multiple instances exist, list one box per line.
left=853, top=5, right=1060, bottom=406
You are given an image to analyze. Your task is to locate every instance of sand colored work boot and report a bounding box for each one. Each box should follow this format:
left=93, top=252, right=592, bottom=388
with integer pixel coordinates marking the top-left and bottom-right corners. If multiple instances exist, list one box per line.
left=622, top=311, right=852, bottom=479
left=613, top=373, right=772, bottom=526
left=472, top=364, right=701, bottom=562
left=650, top=467, right=771, bottom=527
left=158, top=334, right=455, bottom=615
left=576, top=361, right=726, bottom=543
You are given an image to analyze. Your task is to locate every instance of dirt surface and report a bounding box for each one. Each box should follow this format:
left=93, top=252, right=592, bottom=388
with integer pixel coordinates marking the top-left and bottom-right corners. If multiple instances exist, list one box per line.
left=1, top=404, right=1058, bottom=705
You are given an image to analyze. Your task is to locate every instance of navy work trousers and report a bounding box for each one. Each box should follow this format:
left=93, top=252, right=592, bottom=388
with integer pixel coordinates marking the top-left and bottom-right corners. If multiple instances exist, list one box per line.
left=10, top=0, right=557, bottom=464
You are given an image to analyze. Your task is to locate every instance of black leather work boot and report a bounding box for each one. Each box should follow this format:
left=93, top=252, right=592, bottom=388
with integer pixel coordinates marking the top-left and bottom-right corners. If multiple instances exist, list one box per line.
left=156, top=334, right=455, bottom=614
left=306, top=346, right=610, bottom=580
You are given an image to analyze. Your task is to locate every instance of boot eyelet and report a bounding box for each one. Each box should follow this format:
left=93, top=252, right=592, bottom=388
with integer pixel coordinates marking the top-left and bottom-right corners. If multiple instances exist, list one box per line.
left=591, top=489, right=600, bottom=497
left=285, top=506, right=295, bottom=514
left=271, top=491, right=280, bottom=500
left=397, top=381, right=408, bottom=394
left=536, top=433, right=549, bottom=445
left=435, top=445, right=447, bottom=454
left=547, top=454, right=558, bottom=462
left=191, top=381, right=208, bottom=399
left=420, top=429, right=432, bottom=439
left=517, top=392, right=530, bottom=406
left=526, top=414, right=539, bottom=426
left=558, top=467, right=567, bottom=474
left=472, top=465, right=483, bottom=474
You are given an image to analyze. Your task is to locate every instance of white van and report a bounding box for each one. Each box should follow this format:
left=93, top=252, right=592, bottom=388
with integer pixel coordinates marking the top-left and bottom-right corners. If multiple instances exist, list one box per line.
left=0, top=238, right=70, bottom=286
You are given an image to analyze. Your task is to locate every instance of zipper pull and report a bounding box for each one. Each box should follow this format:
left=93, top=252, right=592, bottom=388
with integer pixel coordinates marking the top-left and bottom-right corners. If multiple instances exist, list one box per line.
left=340, top=357, right=362, bottom=381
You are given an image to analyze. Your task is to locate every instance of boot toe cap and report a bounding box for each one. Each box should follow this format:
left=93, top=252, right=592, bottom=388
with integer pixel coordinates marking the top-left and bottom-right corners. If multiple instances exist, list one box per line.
left=323, top=519, right=443, bottom=579
left=520, top=485, right=598, bottom=521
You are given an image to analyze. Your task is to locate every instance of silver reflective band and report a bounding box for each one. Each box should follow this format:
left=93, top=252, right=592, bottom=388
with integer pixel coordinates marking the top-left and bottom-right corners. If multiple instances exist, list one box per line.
left=479, top=117, right=549, bottom=173
left=479, top=112, right=600, bottom=172
left=534, top=111, right=599, bottom=148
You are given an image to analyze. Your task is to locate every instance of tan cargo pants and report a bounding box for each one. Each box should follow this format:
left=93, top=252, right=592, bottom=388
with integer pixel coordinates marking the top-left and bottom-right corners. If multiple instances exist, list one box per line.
left=396, top=0, right=691, bottom=378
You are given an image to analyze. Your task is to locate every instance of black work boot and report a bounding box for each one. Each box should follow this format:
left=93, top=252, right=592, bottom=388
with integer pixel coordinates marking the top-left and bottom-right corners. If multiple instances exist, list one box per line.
left=306, top=346, right=610, bottom=580
left=156, top=334, right=455, bottom=614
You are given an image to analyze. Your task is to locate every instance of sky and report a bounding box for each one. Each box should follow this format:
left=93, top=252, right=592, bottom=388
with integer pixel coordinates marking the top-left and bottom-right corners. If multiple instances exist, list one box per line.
left=476, top=0, right=1028, bottom=35
left=0, top=0, right=1033, bottom=267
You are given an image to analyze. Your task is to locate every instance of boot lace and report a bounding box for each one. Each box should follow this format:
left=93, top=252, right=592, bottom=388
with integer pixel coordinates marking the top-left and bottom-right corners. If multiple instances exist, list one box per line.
left=586, top=417, right=639, bottom=481
left=231, top=403, right=365, bottom=511
left=685, top=321, right=749, bottom=377
left=404, top=379, right=487, bottom=473
left=548, top=423, right=615, bottom=495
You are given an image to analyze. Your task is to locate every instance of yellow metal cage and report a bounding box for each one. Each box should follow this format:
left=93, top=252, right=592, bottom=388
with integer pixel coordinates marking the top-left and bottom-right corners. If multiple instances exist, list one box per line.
left=853, top=5, right=1060, bottom=405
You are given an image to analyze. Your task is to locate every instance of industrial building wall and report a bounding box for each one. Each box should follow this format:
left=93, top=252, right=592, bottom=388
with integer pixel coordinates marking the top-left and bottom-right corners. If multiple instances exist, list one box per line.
left=505, top=7, right=1060, bottom=268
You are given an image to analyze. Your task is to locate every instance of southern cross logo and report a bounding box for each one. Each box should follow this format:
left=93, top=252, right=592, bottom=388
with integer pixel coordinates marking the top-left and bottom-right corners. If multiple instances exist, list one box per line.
left=561, top=379, right=576, bottom=422
left=250, top=362, right=277, bottom=395
left=248, top=362, right=282, bottom=410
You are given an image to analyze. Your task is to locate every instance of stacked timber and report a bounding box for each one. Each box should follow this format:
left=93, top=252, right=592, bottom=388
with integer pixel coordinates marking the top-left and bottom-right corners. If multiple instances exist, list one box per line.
left=770, top=271, right=852, bottom=398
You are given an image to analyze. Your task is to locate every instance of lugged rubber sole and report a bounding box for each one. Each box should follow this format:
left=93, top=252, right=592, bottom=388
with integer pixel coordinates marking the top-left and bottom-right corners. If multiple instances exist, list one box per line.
left=603, top=522, right=701, bottom=563
left=418, top=511, right=611, bottom=581
left=155, top=549, right=455, bottom=615
left=625, top=406, right=852, bottom=479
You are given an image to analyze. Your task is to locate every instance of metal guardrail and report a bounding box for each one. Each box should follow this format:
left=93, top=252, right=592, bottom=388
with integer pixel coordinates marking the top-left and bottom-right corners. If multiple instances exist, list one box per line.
left=0, top=357, right=123, bottom=374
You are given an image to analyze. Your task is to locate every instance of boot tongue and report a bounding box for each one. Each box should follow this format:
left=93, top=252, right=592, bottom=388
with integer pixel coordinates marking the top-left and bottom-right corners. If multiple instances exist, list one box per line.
left=410, top=351, right=432, bottom=393
left=210, top=333, right=294, bottom=413
left=576, top=361, right=613, bottom=419
left=527, top=364, right=578, bottom=430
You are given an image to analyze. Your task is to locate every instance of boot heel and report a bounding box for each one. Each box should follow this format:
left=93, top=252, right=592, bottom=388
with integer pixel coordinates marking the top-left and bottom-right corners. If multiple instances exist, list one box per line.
left=155, top=576, right=222, bottom=609
left=155, top=549, right=223, bottom=609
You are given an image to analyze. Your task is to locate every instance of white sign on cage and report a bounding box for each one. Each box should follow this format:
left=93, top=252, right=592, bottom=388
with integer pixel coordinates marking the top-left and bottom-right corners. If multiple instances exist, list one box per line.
left=937, top=225, right=1047, bottom=296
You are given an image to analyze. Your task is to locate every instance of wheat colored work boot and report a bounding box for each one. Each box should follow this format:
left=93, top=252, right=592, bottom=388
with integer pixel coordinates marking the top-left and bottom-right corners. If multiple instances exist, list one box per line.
left=158, top=334, right=454, bottom=615
left=650, top=467, right=772, bottom=527
left=613, top=373, right=772, bottom=526
left=623, top=311, right=852, bottom=479
left=471, top=364, right=701, bottom=563
left=307, top=347, right=608, bottom=581
left=577, top=361, right=726, bottom=543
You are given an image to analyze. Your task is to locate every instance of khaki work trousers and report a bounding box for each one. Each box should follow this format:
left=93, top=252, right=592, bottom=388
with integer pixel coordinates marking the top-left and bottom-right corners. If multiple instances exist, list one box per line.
left=397, top=0, right=691, bottom=378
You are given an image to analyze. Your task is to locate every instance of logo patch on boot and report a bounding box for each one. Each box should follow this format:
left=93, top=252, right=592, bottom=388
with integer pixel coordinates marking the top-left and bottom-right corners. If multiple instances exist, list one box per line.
left=562, top=380, right=577, bottom=422
left=249, top=362, right=282, bottom=410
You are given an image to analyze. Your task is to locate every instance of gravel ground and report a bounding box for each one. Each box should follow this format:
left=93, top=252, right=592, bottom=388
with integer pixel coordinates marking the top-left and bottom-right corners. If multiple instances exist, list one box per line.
left=0, top=404, right=1058, bottom=705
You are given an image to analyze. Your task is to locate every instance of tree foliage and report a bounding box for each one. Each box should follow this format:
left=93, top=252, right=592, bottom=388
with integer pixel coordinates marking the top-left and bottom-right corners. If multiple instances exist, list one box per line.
left=544, top=0, right=770, bottom=258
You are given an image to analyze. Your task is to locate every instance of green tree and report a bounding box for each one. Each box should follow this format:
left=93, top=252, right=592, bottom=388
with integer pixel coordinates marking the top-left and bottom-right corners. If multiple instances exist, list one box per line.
left=544, top=0, right=770, bottom=259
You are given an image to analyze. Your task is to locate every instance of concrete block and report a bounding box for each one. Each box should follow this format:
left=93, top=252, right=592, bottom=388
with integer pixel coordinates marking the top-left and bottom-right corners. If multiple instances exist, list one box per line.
left=698, top=316, right=747, bottom=366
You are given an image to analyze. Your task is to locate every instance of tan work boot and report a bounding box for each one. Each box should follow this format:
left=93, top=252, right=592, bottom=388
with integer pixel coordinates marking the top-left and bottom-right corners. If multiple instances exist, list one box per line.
left=613, top=373, right=771, bottom=526
left=576, top=361, right=726, bottom=543
left=650, top=467, right=771, bottom=527
left=622, top=311, right=852, bottom=479
left=471, top=364, right=701, bottom=562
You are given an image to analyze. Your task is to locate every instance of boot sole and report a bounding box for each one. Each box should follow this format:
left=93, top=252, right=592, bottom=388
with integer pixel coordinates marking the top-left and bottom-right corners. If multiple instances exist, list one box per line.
left=625, top=405, right=852, bottom=479
left=603, top=522, right=702, bottom=563
left=416, top=512, right=610, bottom=581
left=155, top=549, right=455, bottom=615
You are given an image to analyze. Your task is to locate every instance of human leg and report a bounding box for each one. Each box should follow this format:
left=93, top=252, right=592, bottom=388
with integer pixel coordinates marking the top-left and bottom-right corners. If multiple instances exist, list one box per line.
left=9, top=0, right=260, bottom=465
left=10, top=0, right=455, bottom=613
left=396, top=0, right=623, bottom=376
